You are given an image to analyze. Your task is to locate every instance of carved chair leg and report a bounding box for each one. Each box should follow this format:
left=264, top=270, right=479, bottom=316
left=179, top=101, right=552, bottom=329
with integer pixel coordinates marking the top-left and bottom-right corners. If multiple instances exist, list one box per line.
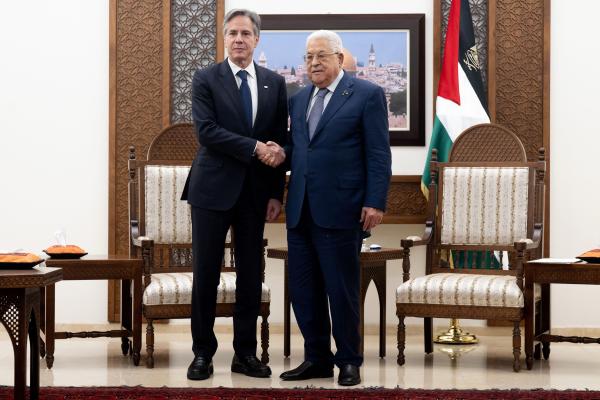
left=146, top=320, right=155, bottom=369
left=397, top=316, right=406, bottom=366
left=260, top=313, right=269, bottom=364
left=424, top=317, right=433, bottom=354
left=533, top=343, right=541, bottom=360
left=542, top=341, right=550, bottom=360
left=121, top=337, right=130, bottom=356
left=513, top=321, right=521, bottom=372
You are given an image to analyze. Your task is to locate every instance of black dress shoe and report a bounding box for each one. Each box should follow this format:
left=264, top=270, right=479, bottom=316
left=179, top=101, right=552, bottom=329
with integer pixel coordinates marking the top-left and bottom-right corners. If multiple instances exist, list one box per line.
left=280, top=361, right=334, bottom=381
left=231, top=354, right=271, bottom=378
left=187, top=356, right=213, bottom=380
left=338, top=364, right=360, bottom=386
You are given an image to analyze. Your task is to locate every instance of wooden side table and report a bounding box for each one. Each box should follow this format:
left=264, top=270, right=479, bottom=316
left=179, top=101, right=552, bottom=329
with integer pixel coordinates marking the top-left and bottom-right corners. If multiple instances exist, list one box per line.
left=0, top=266, right=62, bottom=400
left=43, top=255, right=143, bottom=367
left=524, top=260, right=600, bottom=370
left=267, top=247, right=403, bottom=358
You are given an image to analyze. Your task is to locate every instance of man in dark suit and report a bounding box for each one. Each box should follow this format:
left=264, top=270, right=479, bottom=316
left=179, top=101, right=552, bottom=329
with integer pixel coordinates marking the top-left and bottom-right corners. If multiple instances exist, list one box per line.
left=182, top=9, right=287, bottom=380
left=277, top=30, right=392, bottom=386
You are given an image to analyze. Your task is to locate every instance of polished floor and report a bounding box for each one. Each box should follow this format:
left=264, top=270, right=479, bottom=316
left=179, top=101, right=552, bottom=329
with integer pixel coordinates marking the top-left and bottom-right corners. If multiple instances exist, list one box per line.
left=1, top=324, right=600, bottom=390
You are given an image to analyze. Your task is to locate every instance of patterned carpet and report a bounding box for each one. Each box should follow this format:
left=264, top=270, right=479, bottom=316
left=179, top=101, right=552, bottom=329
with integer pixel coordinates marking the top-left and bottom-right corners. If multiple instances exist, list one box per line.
left=2, top=386, right=600, bottom=400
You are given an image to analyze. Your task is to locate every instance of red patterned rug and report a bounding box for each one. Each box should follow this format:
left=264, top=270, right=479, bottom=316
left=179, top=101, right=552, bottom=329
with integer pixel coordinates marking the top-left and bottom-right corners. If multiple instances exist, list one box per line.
left=2, top=387, right=600, bottom=400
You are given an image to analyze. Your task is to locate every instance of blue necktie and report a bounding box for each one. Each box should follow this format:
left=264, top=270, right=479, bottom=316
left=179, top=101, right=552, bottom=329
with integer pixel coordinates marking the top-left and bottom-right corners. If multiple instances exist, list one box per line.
left=307, top=88, right=328, bottom=140
left=237, top=70, right=253, bottom=129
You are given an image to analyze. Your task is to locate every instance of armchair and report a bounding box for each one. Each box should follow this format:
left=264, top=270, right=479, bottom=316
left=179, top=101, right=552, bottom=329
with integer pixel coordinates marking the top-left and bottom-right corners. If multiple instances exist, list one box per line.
left=128, top=123, right=270, bottom=368
left=396, top=124, right=545, bottom=372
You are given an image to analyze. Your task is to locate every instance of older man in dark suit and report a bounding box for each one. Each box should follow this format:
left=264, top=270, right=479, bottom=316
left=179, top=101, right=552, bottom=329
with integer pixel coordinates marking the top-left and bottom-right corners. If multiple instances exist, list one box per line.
left=277, top=30, right=392, bottom=386
left=182, top=9, right=287, bottom=380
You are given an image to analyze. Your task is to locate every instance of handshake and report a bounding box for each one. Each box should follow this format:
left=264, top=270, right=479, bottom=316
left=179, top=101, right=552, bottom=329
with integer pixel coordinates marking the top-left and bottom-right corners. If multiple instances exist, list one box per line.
left=256, top=140, right=286, bottom=168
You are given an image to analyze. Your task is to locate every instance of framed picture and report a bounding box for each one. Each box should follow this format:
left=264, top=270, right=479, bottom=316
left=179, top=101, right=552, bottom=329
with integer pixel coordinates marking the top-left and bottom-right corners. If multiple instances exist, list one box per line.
left=257, top=14, right=425, bottom=146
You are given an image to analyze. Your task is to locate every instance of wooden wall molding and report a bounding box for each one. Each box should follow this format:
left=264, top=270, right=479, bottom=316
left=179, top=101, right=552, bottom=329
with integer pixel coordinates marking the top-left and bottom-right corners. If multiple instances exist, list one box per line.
left=109, top=0, right=165, bottom=320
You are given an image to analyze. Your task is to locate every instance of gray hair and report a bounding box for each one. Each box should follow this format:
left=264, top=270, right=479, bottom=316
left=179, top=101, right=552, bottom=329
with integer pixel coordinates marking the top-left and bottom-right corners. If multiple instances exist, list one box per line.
left=305, top=30, right=343, bottom=53
left=223, top=9, right=261, bottom=37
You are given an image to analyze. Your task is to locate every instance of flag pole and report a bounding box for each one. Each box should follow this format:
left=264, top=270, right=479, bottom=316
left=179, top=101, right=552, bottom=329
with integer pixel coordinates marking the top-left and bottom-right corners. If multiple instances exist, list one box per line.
left=423, top=0, right=487, bottom=347
left=433, top=249, right=478, bottom=345
left=434, top=318, right=478, bottom=344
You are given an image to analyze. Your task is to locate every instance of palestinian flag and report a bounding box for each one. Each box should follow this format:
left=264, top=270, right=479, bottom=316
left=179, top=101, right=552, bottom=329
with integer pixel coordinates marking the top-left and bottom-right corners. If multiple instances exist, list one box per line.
left=423, top=0, right=498, bottom=269
left=422, top=0, right=490, bottom=198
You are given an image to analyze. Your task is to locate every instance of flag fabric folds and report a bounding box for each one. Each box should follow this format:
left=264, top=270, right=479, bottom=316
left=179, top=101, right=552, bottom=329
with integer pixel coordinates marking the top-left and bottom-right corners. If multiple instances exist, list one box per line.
left=422, top=0, right=490, bottom=198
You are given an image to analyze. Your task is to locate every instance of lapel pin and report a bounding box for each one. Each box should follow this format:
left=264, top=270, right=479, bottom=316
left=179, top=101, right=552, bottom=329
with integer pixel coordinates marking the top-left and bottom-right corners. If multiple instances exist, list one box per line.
left=342, top=89, right=350, bottom=96
left=263, top=85, right=269, bottom=89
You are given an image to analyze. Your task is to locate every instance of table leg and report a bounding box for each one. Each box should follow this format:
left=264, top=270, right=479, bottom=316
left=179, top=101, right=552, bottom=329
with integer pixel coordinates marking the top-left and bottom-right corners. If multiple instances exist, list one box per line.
left=524, top=273, right=534, bottom=370
left=39, top=286, right=46, bottom=358
left=28, top=291, right=40, bottom=400
left=132, top=269, right=142, bottom=366
left=121, top=279, right=132, bottom=356
left=45, top=284, right=55, bottom=369
left=541, top=283, right=551, bottom=359
left=372, top=263, right=386, bottom=358
left=1, top=288, right=41, bottom=400
left=359, top=265, right=371, bottom=356
left=284, top=260, right=290, bottom=358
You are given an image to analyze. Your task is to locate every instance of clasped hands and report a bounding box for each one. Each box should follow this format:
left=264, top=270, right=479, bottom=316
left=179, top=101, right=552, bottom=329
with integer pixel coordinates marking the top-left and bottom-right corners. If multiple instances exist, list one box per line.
left=256, top=141, right=285, bottom=168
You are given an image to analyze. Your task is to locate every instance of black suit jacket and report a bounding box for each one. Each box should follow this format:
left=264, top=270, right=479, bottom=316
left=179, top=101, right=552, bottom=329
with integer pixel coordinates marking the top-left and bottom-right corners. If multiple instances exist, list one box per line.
left=182, top=60, right=288, bottom=213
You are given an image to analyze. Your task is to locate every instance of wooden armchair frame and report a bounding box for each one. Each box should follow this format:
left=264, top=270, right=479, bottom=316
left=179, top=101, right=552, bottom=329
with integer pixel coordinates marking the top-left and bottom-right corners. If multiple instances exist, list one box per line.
left=397, top=124, right=545, bottom=372
left=128, top=123, right=270, bottom=368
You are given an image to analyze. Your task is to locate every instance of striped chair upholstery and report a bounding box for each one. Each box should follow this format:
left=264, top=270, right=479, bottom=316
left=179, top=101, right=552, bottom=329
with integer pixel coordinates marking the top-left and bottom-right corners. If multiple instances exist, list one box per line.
left=143, top=272, right=271, bottom=306
left=440, top=167, right=530, bottom=245
left=141, top=165, right=269, bottom=306
left=144, top=165, right=192, bottom=244
left=396, top=273, right=541, bottom=308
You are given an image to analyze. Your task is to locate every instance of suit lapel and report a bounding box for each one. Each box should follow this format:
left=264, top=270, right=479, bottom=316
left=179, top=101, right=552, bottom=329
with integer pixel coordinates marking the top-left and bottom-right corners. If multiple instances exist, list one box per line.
left=297, top=86, right=313, bottom=140
left=254, top=63, right=270, bottom=135
left=311, top=74, right=354, bottom=142
left=217, top=61, right=250, bottom=135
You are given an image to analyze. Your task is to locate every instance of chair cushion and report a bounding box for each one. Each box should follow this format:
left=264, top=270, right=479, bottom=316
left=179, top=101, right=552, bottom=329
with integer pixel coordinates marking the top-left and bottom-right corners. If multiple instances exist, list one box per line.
left=440, top=167, right=529, bottom=245
left=396, top=273, right=539, bottom=308
left=145, top=165, right=192, bottom=244
left=143, top=272, right=270, bottom=305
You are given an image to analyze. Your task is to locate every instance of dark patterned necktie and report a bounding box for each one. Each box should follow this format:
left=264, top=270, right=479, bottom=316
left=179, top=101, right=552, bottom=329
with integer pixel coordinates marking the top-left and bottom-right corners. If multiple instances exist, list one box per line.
left=237, top=70, right=252, bottom=129
left=307, top=88, right=328, bottom=140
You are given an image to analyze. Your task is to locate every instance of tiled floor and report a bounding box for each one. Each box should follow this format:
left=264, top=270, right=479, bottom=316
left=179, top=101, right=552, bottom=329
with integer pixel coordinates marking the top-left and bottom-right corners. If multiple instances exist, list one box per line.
left=1, top=324, right=599, bottom=390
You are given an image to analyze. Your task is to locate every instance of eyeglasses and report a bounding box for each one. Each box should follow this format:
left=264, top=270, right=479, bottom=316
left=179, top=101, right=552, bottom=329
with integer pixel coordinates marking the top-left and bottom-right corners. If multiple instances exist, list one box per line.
left=303, top=52, right=338, bottom=63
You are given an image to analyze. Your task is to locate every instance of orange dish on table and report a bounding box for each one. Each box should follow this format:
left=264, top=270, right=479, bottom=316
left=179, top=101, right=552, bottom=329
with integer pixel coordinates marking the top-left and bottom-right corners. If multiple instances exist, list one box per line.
left=0, top=252, right=44, bottom=268
left=43, top=245, right=87, bottom=259
left=577, top=249, right=600, bottom=263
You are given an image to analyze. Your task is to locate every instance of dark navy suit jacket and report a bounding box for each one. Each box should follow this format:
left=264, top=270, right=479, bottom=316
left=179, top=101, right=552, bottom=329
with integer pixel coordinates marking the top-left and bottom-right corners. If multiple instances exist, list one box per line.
left=182, top=61, right=287, bottom=213
left=285, top=72, right=392, bottom=229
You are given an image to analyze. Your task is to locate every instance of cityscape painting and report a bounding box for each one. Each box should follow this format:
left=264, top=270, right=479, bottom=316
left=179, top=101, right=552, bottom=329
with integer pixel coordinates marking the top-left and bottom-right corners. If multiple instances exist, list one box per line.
left=258, top=14, right=424, bottom=146
left=255, top=31, right=409, bottom=130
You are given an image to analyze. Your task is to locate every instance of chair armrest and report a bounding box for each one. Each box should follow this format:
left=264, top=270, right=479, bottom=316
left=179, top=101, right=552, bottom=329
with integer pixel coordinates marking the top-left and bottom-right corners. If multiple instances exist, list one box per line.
left=398, top=221, right=433, bottom=282
left=130, top=219, right=154, bottom=248
left=514, top=222, right=543, bottom=250
left=132, top=236, right=154, bottom=248
left=401, top=220, right=433, bottom=249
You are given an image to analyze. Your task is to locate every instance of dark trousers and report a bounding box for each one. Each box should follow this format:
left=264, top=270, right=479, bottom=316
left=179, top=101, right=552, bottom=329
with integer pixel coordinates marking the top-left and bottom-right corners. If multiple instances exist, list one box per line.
left=287, top=197, right=363, bottom=367
left=190, top=178, right=265, bottom=359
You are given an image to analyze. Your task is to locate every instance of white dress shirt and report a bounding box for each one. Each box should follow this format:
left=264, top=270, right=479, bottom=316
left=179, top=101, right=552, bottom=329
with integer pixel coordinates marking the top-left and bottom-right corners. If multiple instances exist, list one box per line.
left=228, top=58, right=258, bottom=127
left=306, top=70, right=345, bottom=120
